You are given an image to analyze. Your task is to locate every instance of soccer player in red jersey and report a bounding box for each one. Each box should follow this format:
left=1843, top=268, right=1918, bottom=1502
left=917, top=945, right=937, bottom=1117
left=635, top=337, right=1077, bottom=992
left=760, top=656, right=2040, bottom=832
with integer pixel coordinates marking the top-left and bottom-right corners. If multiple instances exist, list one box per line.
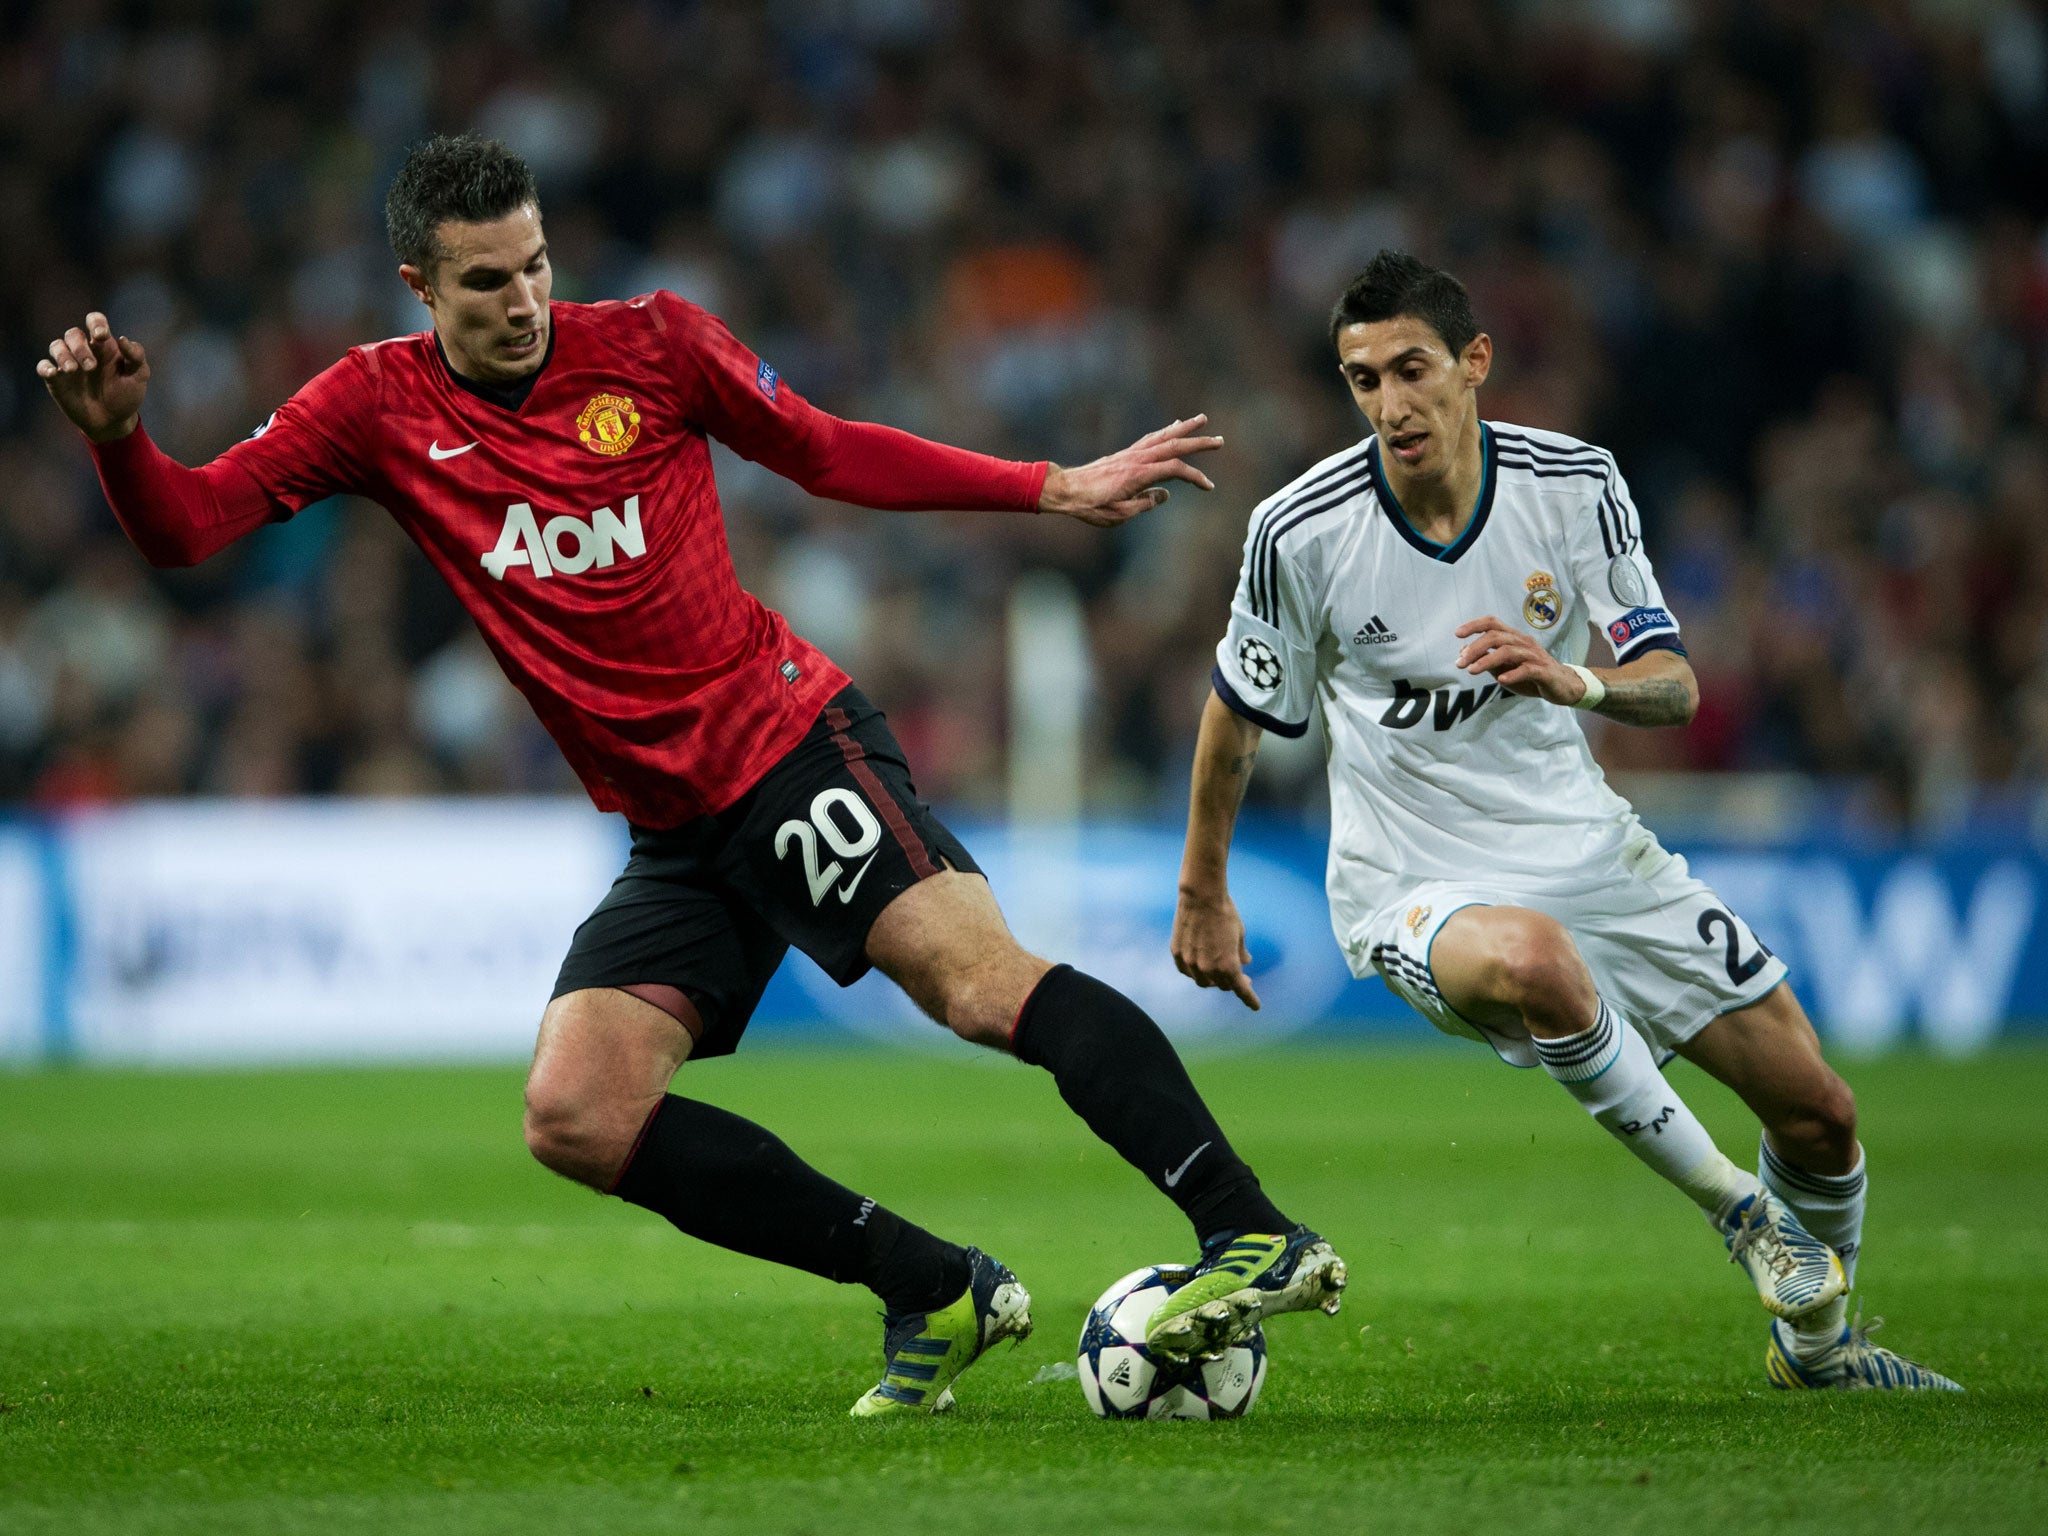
left=39, top=135, right=1344, bottom=1412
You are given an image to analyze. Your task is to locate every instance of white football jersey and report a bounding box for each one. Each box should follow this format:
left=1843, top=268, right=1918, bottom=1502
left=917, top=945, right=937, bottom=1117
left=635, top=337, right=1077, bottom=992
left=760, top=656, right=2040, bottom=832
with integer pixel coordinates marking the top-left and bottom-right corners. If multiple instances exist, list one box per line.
left=1215, top=421, right=1686, bottom=976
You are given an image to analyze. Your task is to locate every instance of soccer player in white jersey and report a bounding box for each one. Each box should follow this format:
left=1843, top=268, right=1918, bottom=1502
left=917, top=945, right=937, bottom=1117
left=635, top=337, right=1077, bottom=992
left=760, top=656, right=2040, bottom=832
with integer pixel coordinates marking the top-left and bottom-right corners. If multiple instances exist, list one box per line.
left=1168, top=250, right=1959, bottom=1391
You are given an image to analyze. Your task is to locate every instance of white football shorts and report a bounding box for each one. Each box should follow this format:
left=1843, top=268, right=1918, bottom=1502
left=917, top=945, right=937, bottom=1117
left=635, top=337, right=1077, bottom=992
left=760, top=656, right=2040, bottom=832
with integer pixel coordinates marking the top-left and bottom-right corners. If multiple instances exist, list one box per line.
left=1352, top=845, right=1788, bottom=1068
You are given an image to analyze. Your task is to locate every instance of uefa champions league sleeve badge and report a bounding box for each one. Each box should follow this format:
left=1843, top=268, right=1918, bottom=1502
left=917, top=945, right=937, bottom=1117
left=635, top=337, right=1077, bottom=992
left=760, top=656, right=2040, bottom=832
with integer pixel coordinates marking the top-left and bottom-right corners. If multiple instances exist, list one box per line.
left=1607, top=554, right=1647, bottom=607
left=1238, top=636, right=1283, bottom=690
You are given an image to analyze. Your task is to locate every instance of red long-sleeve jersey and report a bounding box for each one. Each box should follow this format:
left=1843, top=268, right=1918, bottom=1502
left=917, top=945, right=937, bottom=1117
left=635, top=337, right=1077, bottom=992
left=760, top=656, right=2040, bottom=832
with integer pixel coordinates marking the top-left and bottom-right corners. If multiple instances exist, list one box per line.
left=89, top=291, right=1048, bottom=825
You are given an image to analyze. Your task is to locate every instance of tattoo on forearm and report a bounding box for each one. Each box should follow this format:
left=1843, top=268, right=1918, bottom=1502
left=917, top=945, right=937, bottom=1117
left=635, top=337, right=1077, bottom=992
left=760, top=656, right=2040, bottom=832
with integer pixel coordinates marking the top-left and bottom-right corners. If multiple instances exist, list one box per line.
left=1594, top=676, right=1691, bottom=727
left=1225, top=749, right=1259, bottom=804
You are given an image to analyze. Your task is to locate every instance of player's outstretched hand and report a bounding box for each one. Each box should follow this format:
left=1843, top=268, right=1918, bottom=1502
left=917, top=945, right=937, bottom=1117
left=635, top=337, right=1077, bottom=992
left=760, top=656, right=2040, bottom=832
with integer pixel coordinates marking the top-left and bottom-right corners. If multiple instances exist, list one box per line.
left=1453, top=614, right=1586, bottom=704
left=1038, top=415, right=1223, bottom=527
left=37, top=312, right=148, bottom=443
left=1172, top=888, right=1261, bottom=1011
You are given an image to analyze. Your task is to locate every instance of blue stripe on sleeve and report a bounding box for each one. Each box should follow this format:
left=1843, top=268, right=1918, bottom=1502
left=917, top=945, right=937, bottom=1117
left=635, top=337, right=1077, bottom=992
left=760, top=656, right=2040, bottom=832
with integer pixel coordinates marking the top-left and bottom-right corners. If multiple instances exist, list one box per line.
left=1614, top=632, right=1687, bottom=665
left=1211, top=665, right=1309, bottom=738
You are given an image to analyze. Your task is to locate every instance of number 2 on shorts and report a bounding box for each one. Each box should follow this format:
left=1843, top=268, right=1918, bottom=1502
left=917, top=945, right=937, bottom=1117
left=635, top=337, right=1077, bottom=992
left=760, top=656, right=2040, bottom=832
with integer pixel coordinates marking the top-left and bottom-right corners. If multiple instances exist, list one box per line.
left=775, top=788, right=884, bottom=907
left=1697, top=906, right=1773, bottom=985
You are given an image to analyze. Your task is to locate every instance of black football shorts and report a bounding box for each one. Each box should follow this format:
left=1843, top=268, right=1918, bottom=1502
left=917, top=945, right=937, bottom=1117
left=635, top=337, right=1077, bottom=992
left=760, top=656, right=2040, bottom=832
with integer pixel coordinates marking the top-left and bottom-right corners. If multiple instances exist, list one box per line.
left=551, top=685, right=979, bottom=1057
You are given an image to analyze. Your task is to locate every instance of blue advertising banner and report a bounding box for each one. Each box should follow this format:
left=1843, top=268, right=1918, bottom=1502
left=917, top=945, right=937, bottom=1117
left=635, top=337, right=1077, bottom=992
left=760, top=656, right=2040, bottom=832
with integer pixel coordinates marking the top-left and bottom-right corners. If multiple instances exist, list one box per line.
left=1683, top=846, right=2042, bottom=1055
left=748, top=822, right=2048, bottom=1057
left=0, top=821, right=45, bottom=1059
left=1, top=805, right=2042, bottom=1063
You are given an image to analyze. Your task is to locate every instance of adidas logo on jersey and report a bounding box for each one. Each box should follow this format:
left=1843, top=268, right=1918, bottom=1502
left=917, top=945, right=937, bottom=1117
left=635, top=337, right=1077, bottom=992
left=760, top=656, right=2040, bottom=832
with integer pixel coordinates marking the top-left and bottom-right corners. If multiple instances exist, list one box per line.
left=1353, top=615, right=1397, bottom=645
left=481, top=496, right=646, bottom=580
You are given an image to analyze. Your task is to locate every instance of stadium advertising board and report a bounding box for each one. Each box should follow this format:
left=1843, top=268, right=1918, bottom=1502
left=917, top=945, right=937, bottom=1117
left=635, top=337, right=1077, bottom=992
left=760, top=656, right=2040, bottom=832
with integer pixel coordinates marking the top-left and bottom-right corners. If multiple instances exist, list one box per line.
left=1686, top=850, right=2039, bottom=1057
left=56, top=803, right=620, bottom=1063
left=0, top=825, right=44, bottom=1059
left=766, top=823, right=1354, bottom=1053
left=6, top=805, right=2044, bottom=1062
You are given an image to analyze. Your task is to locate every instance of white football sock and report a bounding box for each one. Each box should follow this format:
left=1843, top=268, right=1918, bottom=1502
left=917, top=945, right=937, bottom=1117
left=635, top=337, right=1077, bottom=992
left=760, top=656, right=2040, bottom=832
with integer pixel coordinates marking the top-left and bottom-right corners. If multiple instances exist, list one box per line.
left=1760, top=1133, right=1866, bottom=1355
left=1533, top=1001, right=1759, bottom=1220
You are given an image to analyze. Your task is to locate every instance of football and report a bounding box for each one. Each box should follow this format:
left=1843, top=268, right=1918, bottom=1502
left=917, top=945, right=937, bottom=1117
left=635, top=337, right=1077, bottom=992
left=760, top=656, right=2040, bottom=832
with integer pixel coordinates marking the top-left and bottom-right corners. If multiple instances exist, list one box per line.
left=1076, top=1265, right=1267, bottom=1420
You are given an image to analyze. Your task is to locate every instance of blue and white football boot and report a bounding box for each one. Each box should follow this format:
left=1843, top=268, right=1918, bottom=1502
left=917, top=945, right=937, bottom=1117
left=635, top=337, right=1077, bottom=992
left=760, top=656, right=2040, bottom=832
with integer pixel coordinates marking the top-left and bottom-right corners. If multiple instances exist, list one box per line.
left=1717, top=1190, right=1846, bottom=1319
left=849, top=1247, right=1033, bottom=1417
left=1144, top=1225, right=1346, bottom=1361
left=1766, top=1311, right=1963, bottom=1391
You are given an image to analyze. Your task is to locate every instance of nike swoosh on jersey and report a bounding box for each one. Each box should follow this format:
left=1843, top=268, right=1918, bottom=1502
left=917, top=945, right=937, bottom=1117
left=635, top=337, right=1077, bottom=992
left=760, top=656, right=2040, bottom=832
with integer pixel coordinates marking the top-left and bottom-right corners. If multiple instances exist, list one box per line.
left=834, top=850, right=880, bottom=904
left=428, top=440, right=479, bottom=460
left=1164, top=1141, right=1213, bottom=1188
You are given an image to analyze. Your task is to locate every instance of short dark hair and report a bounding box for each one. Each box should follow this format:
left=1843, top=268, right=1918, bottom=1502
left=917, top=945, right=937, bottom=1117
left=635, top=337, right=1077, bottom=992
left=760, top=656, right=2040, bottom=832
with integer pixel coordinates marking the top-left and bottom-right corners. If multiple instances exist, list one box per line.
left=385, top=133, right=541, bottom=274
left=1328, top=250, right=1479, bottom=357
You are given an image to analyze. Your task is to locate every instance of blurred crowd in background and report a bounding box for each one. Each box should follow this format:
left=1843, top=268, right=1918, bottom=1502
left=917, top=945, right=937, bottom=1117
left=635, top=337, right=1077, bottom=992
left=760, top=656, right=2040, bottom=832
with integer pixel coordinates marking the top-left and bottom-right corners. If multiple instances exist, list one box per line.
left=3, top=0, right=2047, bottom=832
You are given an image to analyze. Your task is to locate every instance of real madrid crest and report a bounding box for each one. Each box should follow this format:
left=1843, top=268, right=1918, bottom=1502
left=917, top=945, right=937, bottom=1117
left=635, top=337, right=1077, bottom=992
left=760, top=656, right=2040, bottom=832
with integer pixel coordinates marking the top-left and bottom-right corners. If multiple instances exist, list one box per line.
left=577, top=392, right=642, bottom=456
left=1522, top=569, right=1561, bottom=630
left=1404, top=904, right=1433, bottom=937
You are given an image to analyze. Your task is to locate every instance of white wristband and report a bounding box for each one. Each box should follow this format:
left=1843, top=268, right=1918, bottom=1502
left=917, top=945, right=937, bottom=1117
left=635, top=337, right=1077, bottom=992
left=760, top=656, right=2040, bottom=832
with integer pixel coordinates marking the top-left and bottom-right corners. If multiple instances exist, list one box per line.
left=1566, top=663, right=1606, bottom=711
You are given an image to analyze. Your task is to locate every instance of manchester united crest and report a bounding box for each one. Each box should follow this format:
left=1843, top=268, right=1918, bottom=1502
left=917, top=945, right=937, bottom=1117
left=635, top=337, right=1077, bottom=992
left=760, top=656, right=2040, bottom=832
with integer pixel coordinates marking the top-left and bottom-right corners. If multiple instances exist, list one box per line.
left=576, top=392, right=642, bottom=456
left=1522, top=569, right=1561, bottom=630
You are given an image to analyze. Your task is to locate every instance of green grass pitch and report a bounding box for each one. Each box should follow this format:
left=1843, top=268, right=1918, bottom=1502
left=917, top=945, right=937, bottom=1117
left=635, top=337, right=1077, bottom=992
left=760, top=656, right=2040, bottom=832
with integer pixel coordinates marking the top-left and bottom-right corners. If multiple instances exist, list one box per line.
left=3, top=1043, right=2045, bottom=1534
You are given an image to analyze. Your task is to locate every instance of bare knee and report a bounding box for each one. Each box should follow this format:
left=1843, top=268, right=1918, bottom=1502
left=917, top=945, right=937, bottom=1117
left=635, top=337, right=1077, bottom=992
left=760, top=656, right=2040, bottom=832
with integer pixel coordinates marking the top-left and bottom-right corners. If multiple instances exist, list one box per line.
left=1483, top=910, right=1596, bottom=1034
left=521, top=1085, right=580, bottom=1175
left=868, top=872, right=1051, bottom=1049
left=1772, top=1074, right=1859, bottom=1170
left=921, top=949, right=1050, bottom=1049
left=523, top=1080, right=642, bottom=1189
left=522, top=989, right=686, bottom=1190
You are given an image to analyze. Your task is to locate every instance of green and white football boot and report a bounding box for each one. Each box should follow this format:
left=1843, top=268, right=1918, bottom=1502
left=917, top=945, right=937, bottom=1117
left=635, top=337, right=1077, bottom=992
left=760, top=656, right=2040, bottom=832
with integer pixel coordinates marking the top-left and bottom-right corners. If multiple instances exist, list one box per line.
left=1144, top=1225, right=1346, bottom=1361
left=849, top=1247, right=1033, bottom=1417
left=1766, top=1312, right=1963, bottom=1392
left=1717, top=1190, right=1846, bottom=1319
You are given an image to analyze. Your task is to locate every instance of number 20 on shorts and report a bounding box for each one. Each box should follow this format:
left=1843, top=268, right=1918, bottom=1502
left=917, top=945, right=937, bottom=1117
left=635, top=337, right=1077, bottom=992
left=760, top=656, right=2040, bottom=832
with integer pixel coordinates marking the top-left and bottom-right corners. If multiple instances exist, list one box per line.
left=775, top=789, right=884, bottom=907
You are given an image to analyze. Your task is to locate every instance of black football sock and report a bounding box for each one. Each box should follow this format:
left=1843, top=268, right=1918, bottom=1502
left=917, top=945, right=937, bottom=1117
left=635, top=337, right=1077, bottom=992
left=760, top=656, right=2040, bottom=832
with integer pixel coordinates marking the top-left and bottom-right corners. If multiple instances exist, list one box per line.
left=858, top=1205, right=973, bottom=1316
left=1010, top=965, right=1291, bottom=1245
left=612, top=1095, right=970, bottom=1314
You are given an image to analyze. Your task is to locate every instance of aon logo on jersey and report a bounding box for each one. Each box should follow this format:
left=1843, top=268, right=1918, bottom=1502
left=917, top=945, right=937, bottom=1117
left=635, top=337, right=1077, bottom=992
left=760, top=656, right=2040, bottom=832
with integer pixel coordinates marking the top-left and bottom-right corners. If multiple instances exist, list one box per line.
left=482, top=496, right=645, bottom=580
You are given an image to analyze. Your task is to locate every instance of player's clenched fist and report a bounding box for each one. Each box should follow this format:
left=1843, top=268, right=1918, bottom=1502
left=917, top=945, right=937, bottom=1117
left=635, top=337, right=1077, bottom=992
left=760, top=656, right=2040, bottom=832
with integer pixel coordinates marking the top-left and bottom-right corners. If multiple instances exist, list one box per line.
left=37, top=312, right=149, bottom=443
left=1171, top=890, right=1262, bottom=1011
